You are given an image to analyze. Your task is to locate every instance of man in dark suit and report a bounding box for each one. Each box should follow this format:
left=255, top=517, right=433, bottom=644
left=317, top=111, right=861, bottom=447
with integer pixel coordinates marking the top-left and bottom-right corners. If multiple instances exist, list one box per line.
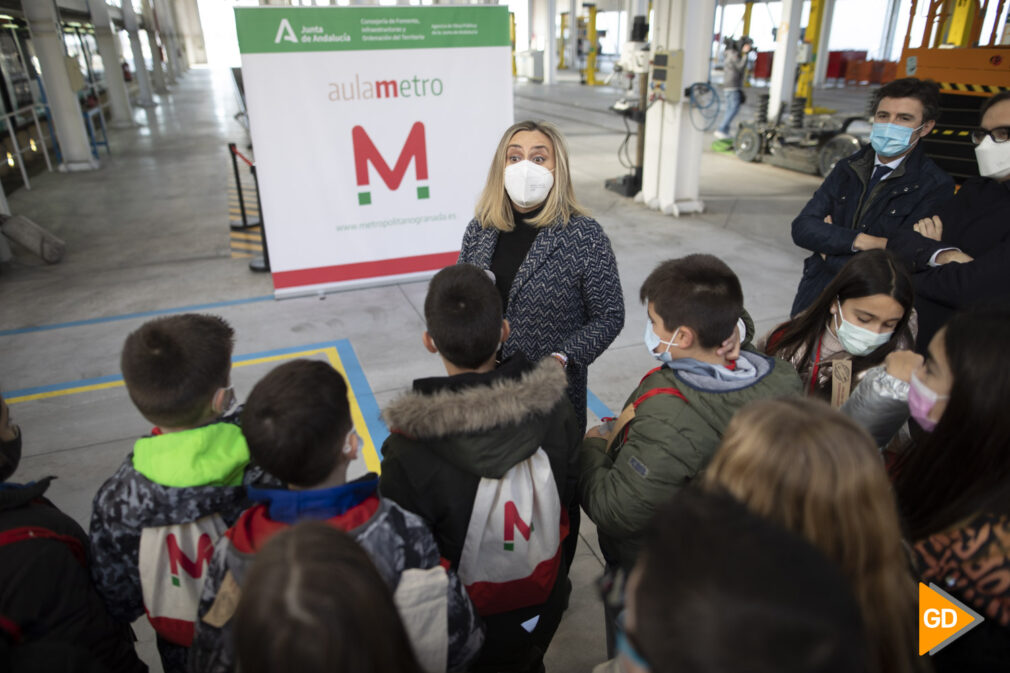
left=789, top=78, right=955, bottom=316
left=887, top=91, right=1010, bottom=351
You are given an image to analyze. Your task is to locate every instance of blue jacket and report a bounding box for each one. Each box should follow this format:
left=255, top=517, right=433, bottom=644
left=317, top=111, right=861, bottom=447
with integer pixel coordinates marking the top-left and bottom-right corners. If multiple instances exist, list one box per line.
left=458, top=214, right=625, bottom=431
left=790, top=144, right=954, bottom=315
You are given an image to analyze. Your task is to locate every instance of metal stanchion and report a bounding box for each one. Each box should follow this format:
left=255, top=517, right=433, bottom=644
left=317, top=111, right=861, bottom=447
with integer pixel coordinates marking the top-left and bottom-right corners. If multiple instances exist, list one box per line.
left=248, top=164, right=270, bottom=273
left=228, top=142, right=260, bottom=230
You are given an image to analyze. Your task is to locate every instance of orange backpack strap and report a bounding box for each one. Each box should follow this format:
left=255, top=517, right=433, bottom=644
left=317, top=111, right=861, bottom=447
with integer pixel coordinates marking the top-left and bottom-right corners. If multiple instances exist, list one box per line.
left=604, top=386, right=688, bottom=453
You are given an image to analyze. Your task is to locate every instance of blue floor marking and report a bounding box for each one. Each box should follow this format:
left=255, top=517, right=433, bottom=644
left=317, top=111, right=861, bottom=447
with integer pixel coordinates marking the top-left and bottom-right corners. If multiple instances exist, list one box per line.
left=335, top=340, right=389, bottom=457
left=0, top=294, right=275, bottom=337
left=587, top=389, right=614, bottom=421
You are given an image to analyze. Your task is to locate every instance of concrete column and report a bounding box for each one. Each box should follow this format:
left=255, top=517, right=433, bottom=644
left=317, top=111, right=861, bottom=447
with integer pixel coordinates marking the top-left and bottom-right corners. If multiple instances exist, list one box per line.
left=527, top=0, right=535, bottom=50
left=544, top=0, right=556, bottom=83
left=158, top=0, right=185, bottom=79
left=767, top=0, right=802, bottom=122
left=878, top=0, right=902, bottom=60
left=813, top=0, right=836, bottom=87
left=568, top=0, right=578, bottom=73
left=122, top=0, right=155, bottom=106
left=152, top=0, right=178, bottom=84
left=87, top=0, right=135, bottom=128
left=174, top=0, right=207, bottom=65
left=141, top=0, right=169, bottom=93
left=640, top=0, right=717, bottom=216
left=22, top=0, right=98, bottom=170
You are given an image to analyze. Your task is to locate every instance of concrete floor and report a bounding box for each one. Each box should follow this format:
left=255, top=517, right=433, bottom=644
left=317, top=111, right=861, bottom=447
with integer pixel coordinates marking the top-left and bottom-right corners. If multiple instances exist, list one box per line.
left=0, top=66, right=861, bottom=672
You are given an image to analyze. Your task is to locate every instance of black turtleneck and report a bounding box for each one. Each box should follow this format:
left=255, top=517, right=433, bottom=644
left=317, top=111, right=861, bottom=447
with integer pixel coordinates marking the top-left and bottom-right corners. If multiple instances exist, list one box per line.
left=490, top=202, right=545, bottom=311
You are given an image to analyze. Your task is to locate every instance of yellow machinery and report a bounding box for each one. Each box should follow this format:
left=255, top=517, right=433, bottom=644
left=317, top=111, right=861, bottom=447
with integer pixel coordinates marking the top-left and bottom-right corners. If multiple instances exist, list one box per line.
left=559, top=12, right=568, bottom=69
left=795, top=0, right=835, bottom=114
left=582, top=4, right=604, bottom=86
left=510, top=12, right=516, bottom=78
left=899, top=0, right=1010, bottom=180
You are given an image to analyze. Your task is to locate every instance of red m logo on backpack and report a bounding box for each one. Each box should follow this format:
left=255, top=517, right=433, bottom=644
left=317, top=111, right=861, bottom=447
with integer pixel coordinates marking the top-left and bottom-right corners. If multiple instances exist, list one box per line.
left=166, top=532, right=214, bottom=586
left=504, top=501, right=534, bottom=551
left=352, top=122, right=429, bottom=205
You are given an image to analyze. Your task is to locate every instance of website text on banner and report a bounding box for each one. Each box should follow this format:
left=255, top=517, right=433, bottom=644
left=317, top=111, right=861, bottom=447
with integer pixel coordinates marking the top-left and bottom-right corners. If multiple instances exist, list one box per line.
left=235, top=6, right=514, bottom=298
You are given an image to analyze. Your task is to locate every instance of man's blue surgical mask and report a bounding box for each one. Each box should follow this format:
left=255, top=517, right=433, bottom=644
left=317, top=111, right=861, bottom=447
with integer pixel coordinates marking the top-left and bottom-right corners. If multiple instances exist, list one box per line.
left=870, top=122, right=923, bottom=158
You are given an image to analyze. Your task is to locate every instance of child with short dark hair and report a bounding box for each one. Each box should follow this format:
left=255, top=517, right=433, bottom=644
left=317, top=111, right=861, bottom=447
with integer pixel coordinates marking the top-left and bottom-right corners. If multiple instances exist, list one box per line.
left=380, top=263, right=581, bottom=673
left=579, top=254, right=802, bottom=654
left=90, top=314, right=263, bottom=673
left=233, top=521, right=424, bottom=673
left=189, top=359, right=483, bottom=673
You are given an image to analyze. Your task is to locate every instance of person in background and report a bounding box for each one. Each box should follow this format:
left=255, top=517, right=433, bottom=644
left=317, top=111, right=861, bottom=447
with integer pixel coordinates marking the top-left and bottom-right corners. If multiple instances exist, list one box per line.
left=595, top=487, right=869, bottom=673
left=702, top=398, right=923, bottom=673
left=233, top=521, right=424, bottom=673
left=714, top=36, right=752, bottom=141
left=458, top=120, right=625, bottom=434
left=886, top=91, right=1010, bottom=351
left=764, top=249, right=916, bottom=407
left=894, top=307, right=1010, bottom=672
left=0, top=392, right=146, bottom=673
left=790, top=77, right=953, bottom=316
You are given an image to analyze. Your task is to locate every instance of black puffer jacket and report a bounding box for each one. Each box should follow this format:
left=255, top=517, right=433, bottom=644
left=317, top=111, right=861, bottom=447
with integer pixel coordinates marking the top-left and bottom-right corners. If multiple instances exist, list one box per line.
left=0, top=477, right=146, bottom=673
left=379, top=356, right=581, bottom=671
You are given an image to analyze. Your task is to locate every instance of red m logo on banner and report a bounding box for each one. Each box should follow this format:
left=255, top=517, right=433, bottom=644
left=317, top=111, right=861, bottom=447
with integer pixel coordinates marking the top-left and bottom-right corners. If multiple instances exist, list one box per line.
left=165, top=533, right=215, bottom=585
left=352, top=122, right=429, bottom=205
left=504, top=501, right=534, bottom=551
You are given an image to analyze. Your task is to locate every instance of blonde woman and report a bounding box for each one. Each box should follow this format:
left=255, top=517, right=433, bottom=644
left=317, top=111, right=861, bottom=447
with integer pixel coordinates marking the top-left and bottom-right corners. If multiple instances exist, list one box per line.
left=702, top=398, right=922, bottom=673
left=458, top=120, right=625, bottom=433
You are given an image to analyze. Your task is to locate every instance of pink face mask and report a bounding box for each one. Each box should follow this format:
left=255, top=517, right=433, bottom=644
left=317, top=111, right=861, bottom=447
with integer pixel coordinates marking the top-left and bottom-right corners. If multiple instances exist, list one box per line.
left=908, top=370, right=948, bottom=432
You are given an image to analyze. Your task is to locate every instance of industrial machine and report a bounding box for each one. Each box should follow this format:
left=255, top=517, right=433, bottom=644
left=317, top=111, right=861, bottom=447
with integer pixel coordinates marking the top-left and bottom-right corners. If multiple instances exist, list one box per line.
left=605, top=16, right=652, bottom=196
left=733, top=94, right=868, bottom=176
left=898, top=0, right=1010, bottom=182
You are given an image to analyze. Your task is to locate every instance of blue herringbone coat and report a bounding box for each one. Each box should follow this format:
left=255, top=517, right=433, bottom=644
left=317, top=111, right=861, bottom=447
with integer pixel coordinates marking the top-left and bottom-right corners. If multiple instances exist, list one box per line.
left=458, top=214, right=625, bottom=431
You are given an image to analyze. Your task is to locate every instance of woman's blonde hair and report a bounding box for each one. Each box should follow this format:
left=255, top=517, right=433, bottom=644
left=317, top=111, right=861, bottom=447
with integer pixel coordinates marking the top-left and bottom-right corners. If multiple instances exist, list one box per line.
left=474, top=120, right=586, bottom=231
left=702, top=398, right=921, bottom=673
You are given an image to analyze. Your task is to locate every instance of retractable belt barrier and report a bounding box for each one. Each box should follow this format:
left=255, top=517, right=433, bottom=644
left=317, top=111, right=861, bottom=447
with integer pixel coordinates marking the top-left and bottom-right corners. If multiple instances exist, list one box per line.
left=227, top=143, right=270, bottom=273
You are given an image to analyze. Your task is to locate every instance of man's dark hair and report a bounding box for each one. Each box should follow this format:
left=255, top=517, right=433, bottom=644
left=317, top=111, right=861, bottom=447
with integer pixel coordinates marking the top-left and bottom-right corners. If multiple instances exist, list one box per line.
left=424, top=264, right=502, bottom=369
left=634, top=488, right=869, bottom=673
left=872, top=77, right=941, bottom=123
left=121, top=314, right=234, bottom=428
left=980, top=90, right=1010, bottom=119
left=640, top=255, right=743, bottom=349
left=241, top=360, right=352, bottom=488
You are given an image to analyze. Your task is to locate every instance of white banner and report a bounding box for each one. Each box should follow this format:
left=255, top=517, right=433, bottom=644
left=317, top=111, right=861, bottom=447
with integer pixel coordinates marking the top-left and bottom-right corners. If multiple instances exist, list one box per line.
left=236, top=7, right=513, bottom=297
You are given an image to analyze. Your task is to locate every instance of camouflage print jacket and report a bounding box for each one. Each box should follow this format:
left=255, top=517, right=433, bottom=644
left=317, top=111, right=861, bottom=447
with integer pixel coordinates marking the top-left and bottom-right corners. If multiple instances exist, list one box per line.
left=189, top=477, right=484, bottom=673
left=88, top=417, right=270, bottom=673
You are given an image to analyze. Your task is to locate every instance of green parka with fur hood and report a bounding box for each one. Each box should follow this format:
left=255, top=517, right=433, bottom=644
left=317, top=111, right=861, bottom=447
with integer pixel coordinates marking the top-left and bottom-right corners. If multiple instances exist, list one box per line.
left=580, top=349, right=802, bottom=571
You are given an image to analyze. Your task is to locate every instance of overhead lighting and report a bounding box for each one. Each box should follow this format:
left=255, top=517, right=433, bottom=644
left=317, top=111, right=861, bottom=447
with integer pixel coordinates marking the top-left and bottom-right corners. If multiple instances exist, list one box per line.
left=6, top=153, right=14, bottom=168
left=29, top=139, right=37, bottom=152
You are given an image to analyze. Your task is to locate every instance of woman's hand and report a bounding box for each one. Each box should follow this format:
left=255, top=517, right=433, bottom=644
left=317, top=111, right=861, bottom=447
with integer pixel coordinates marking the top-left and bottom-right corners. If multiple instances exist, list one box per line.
left=884, top=350, right=924, bottom=383
left=913, top=216, right=943, bottom=241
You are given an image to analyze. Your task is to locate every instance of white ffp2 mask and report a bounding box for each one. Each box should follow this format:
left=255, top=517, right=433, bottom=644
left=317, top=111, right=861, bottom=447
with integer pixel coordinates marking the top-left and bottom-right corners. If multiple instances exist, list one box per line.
left=975, top=136, right=1010, bottom=180
left=504, top=160, right=554, bottom=208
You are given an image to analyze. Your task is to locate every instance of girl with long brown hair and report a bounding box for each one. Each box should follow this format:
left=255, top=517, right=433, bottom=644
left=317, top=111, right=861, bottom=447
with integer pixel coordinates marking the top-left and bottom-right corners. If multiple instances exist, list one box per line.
left=702, top=398, right=922, bottom=673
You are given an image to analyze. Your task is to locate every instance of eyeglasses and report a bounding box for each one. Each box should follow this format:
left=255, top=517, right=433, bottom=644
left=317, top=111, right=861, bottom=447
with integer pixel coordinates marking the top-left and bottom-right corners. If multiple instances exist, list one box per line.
left=970, top=126, right=1010, bottom=145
